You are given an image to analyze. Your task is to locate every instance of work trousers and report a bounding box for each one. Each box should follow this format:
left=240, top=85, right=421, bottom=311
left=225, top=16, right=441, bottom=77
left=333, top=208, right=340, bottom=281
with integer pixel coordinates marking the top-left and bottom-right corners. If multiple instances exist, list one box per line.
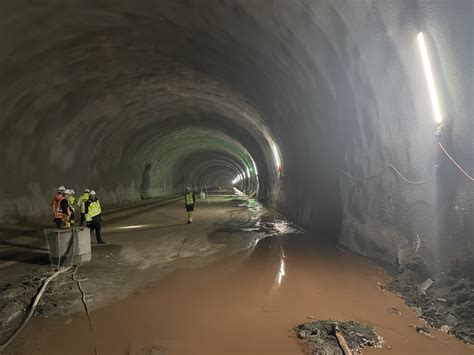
left=54, top=218, right=62, bottom=228
left=88, top=219, right=103, bottom=243
left=80, top=213, right=86, bottom=226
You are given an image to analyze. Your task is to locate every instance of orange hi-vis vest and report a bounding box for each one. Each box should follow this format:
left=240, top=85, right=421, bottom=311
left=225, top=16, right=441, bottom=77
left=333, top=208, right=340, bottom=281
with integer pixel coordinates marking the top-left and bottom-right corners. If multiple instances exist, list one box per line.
left=52, top=193, right=65, bottom=219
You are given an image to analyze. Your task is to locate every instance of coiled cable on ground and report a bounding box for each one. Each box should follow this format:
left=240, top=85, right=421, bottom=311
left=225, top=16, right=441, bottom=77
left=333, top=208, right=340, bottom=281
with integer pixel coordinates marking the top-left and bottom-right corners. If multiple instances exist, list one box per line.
left=0, top=267, right=72, bottom=353
left=0, top=230, right=95, bottom=354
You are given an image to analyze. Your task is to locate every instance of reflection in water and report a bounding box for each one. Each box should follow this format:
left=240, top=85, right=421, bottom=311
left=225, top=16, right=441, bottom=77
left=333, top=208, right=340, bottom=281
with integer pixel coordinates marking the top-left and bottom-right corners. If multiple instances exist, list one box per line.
left=277, top=255, right=286, bottom=286
left=271, top=237, right=288, bottom=292
left=271, top=220, right=303, bottom=235
left=116, top=224, right=149, bottom=230
left=11, top=195, right=472, bottom=355
left=11, top=234, right=473, bottom=354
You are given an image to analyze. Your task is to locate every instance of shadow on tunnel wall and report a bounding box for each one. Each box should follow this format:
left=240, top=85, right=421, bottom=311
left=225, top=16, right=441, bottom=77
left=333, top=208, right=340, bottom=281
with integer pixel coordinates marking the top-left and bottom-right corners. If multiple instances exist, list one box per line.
left=140, top=163, right=153, bottom=199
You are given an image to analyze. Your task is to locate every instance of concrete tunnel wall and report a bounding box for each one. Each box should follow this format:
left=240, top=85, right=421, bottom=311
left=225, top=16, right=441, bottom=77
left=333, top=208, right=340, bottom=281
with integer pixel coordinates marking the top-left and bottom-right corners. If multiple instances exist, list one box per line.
left=0, top=0, right=472, bottom=274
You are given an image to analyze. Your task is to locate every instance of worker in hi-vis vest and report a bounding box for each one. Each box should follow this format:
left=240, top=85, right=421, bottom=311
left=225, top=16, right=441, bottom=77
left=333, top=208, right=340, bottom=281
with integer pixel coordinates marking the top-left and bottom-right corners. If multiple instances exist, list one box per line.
left=68, top=189, right=77, bottom=226
left=184, top=187, right=196, bottom=224
left=78, top=188, right=90, bottom=226
left=84, top=190, right=106, bottom=244
left=52, top=186, right=70, bottom=228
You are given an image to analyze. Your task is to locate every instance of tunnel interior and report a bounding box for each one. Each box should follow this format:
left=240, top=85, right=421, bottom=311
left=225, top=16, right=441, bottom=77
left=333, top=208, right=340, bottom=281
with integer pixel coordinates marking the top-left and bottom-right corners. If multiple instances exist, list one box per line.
left=0, top=0, right=472, bottom=277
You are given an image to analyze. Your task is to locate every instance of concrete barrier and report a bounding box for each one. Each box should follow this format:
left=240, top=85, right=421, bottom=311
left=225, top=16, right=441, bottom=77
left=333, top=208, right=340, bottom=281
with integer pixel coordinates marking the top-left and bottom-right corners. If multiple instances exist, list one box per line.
left=44, top=227, right=92, bottom=266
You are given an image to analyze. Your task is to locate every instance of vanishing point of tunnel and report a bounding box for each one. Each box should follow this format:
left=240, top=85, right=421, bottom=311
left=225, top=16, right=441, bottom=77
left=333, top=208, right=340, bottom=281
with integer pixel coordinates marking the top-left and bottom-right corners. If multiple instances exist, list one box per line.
left=0, top=1, right=473, bottom=355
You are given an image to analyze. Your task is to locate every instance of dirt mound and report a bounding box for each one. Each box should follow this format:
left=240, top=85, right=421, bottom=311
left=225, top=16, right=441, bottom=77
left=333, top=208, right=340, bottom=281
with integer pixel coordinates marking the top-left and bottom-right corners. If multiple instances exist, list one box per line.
left=296, top=320, right=382, bottom=354
left=386, top=256, right=474, bottom=344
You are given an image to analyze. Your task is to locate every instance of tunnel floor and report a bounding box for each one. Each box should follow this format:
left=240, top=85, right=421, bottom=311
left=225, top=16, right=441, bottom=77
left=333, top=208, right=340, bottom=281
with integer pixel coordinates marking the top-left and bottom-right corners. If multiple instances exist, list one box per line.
left=1, top=193, right=472, bottom=355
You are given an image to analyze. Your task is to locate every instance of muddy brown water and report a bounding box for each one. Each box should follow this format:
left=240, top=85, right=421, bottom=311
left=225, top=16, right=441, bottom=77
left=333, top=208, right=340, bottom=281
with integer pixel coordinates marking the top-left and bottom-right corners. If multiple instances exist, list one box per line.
left=9, top=234, right=473, bottom=355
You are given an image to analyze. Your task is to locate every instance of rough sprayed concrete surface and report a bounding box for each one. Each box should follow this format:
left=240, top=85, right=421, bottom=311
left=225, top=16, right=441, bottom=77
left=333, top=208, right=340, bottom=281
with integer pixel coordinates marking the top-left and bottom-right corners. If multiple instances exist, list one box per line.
left=0, top=1, right=472, bottom=275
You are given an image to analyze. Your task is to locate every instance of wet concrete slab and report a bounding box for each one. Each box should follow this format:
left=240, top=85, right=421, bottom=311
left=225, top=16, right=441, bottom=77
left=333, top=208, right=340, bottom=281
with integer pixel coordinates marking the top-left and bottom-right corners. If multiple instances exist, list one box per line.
left=0, top=193, right=269, bottom=345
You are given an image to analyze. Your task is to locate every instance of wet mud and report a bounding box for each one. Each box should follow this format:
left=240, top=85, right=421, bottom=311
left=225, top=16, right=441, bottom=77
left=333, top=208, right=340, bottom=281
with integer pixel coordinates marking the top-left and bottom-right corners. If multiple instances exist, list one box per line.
left=2, top=196, right=473, bottom=355
left=7, top=234, right=473, bottom=354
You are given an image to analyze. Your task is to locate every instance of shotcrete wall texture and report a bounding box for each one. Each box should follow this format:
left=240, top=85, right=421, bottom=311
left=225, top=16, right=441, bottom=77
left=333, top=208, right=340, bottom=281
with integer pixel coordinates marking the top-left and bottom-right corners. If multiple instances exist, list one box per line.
left=0, top=0, right=472, bottom=273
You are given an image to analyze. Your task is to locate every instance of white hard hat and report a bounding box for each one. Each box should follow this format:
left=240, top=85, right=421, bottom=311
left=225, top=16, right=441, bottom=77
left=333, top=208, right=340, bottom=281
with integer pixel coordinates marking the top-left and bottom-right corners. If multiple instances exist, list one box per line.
left=84, top=188, right=90, bottom=193
left=64, top=189, right=71, bottom=195
left=70, top=189, right=75, bottom=194
left=58, top=186, right=66, bottom=192
left=90, top=190, right=96, bottom=195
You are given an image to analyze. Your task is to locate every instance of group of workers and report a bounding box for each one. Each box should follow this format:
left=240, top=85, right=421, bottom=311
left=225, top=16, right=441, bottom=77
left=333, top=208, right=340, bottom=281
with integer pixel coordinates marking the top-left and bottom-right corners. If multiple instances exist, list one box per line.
left=51, top=185, right=197, bottom=245
left=51, top=186, right=106, bottom=244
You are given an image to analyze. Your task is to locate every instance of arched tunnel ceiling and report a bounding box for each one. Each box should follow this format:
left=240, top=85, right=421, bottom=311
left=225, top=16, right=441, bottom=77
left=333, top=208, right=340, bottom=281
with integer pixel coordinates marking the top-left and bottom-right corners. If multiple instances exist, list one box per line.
left=0, top=0, right=472, bottom=274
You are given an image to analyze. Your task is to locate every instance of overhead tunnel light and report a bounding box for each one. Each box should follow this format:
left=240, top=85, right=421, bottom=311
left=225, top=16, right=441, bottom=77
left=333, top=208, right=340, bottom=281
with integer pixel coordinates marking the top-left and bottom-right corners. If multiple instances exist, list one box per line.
left=417, top=32, right=442, bottom=123
left=232, top=173, right=244, bottom=185
left=271, top=141, right=282, bottom=172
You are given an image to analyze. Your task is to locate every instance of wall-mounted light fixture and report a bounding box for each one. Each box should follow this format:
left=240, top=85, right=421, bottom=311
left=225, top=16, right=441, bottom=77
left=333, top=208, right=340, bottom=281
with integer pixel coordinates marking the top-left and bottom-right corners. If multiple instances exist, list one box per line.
left=417, top=32, right=442, bottom=123
left=271, top=141, right=282, bottom=172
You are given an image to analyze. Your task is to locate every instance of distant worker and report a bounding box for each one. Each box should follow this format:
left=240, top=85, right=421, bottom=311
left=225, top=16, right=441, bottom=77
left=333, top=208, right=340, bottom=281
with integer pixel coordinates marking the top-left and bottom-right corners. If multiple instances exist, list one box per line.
left=68, top=189, right=77, bottom=226
left=184, top=187, right=196, bottom=224
left=85, top=190, right=106, bottom=244
left=78, top=188, right=90, bottom=226
left=52, top=186, right=66, bottom=228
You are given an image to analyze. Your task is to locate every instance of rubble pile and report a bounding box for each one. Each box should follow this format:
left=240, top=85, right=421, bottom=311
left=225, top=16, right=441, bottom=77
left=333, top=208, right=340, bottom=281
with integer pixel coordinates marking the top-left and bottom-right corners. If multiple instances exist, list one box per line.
left=386, top=256, right=474, bottom=344
left=296, top=320, right=382, bottom=354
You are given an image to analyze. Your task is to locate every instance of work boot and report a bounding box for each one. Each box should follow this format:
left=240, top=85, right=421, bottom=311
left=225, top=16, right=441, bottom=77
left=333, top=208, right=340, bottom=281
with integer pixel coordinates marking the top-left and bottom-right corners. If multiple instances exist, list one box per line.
left=187, top=220, right=191, bottom=224
left=97, top=240, right=107, bottom=244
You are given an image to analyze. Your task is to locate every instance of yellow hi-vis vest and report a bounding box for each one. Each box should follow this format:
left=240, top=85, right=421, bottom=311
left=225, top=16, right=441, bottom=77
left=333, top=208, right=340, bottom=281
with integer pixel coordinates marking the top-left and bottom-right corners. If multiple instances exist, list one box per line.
left=86, top=199, right=102, bottom=222
left=79, top=193, right=90, bottom=213
left=68, top=196, right=76, bottom=213
left=185, top=192, right=194, bottom=205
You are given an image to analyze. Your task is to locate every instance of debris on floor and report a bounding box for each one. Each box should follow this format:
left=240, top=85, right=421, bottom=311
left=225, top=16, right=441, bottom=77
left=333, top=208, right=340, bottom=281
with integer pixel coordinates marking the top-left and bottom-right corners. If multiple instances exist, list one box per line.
left=389, top=307, right=402, bottom=316
left=126, top=345, right=167, bottom=355
left=386, top=256, right=474, bottom=344
left=413, top=325, right=433, bottom=338
left=296, top=320, right=382, bottom=354
left=0, top=270, right=84, bottom=343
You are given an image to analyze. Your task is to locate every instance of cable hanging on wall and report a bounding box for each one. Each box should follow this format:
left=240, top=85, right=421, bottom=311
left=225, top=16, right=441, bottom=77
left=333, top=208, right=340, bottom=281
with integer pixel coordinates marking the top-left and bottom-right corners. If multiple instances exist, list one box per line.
left=339, top=126, right=473, bottom=185
left=338, top=164, right=438, bottom=185
left=437, top=140, right=474, bottom=181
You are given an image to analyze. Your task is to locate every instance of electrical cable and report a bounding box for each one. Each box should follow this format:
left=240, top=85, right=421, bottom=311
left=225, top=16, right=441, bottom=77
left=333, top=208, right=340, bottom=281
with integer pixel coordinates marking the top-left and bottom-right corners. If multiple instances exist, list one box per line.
left=69, top=228, right=76, bottom=266
left=339, top=164, right=438, bottom=185
left=72, top=265, right=98, bottom=355
left=176, top=232, right=187, bottom=259
left=437, top=141, right=474, bottom=181
left=0, top=267, right=72, bottom=352
left=0, top=230, right=95, bottom=353
left=57, top=231, right=62, bottom=269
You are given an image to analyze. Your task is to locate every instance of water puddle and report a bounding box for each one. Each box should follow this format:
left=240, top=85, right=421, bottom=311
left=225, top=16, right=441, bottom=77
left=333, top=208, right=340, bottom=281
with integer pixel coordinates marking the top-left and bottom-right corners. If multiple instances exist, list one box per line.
left=5, top=197, right=473, bottom=355
left=10, top=232, right=473, bottom=355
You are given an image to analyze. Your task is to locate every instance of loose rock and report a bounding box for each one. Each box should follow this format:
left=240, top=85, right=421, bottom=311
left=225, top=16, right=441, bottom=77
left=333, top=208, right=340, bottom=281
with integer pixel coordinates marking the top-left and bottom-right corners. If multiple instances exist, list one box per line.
left=296, top=320, right=382, bottom=355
